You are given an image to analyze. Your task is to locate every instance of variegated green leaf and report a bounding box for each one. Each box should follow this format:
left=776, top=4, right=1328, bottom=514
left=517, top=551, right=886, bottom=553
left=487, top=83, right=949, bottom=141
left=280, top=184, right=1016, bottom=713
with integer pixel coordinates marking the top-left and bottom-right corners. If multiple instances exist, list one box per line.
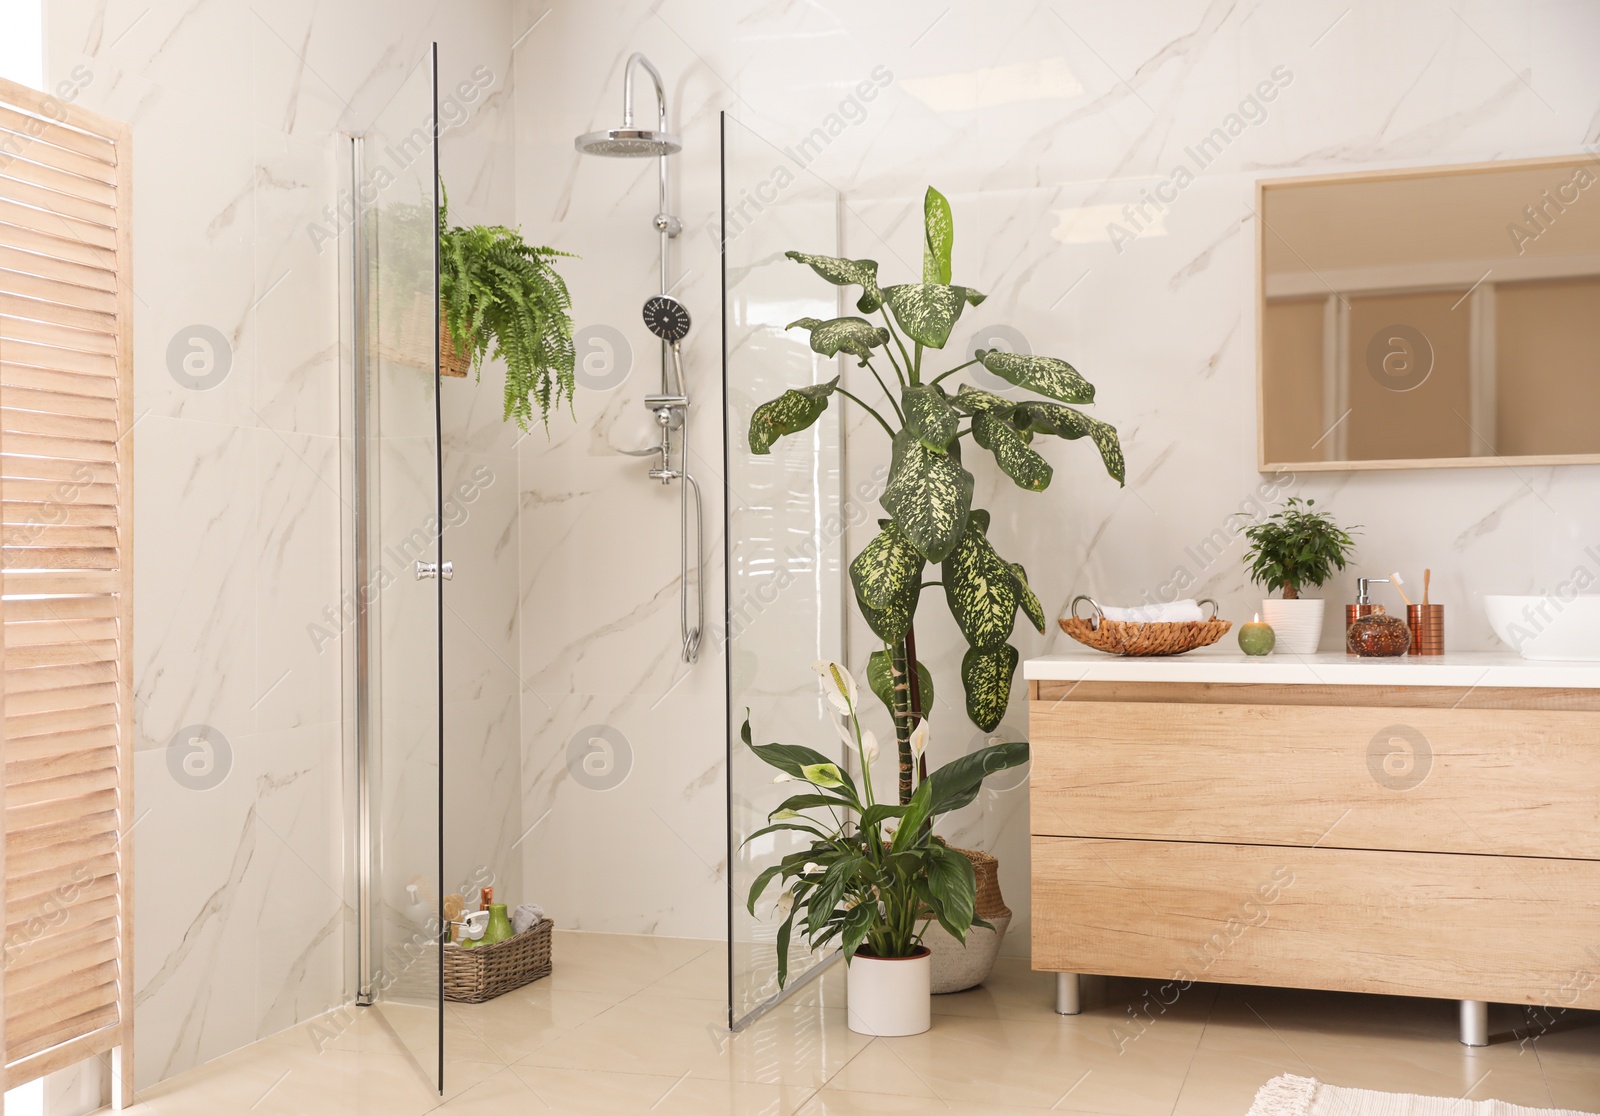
left=849, top=523, right=923, bottom=611
left=923, top=186, right=953, bottom=285
left=866, top=649, right=935, bottom=720
left=972, top=412, right=1052, bottom=492
left=1010, top=562, right=1046, bottom=633
left=748, top=377, right=839, bottom=454
left=787, top=315, right=889, bottom=364
left=881, top=284, right=984, bottom=349
left=858, top=577, right=920, bottom=644
left=941, top=522, right=1020, bottom=648
left=784, top=251, right=883, bottom=313
left=901, top=385, right=958, bottom=451
left=1012, top=402, right=1126, bottom=485
left=978, top=350, right=1095, bottom=404
left=961, top=643, right=1019, bottom=731
left=950, top=386, right=1013, bottom=416
left=882, top=429, right=973, bottom=563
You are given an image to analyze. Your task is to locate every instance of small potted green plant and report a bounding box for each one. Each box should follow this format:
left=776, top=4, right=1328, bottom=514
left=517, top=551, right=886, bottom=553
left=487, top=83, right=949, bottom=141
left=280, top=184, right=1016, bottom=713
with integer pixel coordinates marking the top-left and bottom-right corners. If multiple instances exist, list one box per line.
left=743, top=661, right=1027, bottom=1036
left=1238, top=497, right=1358, bottom=654
left=437, top=193, right=576, bottom=432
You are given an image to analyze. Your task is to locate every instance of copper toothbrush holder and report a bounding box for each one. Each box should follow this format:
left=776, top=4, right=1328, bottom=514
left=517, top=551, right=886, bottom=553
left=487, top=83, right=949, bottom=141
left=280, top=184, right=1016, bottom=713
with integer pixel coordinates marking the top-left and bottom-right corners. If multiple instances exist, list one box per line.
left=1407, top=604, right=1444, bottom=655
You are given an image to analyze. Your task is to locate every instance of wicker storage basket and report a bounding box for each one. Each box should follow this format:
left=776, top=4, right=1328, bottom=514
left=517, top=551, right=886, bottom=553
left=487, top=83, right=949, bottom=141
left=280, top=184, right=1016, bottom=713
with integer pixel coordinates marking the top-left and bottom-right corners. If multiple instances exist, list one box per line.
left=442, top=918, right=552, bottom=1003
left=1059, top=595, right=1231, bottom=657
left=958, top=846, right=1010, bottom=922
left=437, top=310, right=470, bottom=378
left=922, top=844, right=1011, bottom=994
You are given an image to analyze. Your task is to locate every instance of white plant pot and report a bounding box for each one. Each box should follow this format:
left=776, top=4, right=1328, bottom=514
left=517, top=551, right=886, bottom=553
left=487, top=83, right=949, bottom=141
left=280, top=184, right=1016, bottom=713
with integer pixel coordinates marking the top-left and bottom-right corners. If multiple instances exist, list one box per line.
left=1260, top=598, right=1326, bottom=655
left=846, top=948, right=931, bottom=1036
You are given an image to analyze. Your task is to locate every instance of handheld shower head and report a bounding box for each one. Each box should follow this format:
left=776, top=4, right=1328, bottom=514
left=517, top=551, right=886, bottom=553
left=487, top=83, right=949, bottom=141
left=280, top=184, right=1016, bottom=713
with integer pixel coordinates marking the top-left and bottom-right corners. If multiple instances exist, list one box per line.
left=642, top=295, right=691, bottom=341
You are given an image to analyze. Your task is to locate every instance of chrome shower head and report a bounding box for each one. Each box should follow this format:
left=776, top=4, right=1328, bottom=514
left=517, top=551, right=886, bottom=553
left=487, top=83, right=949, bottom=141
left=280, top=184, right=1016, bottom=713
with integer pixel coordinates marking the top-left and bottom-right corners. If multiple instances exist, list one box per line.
left=642, top=295, right=691, bottom=341
left=575, top=128, right=682, bottom=157
left=574, top=53, right=681, bottom=157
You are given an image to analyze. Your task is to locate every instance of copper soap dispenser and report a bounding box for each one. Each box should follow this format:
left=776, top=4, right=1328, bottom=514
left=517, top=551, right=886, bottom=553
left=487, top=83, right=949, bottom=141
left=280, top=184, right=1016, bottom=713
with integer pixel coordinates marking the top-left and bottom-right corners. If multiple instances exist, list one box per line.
left=1346, top=578, right=1410, bottom=657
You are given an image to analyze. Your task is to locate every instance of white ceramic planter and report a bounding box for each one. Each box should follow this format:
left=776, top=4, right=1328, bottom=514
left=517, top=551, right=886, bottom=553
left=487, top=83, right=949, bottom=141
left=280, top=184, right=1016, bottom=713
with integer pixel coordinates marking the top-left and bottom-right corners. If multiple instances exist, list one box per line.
left=1260, top=598, right=1326, bottom=655
left=846, top=948, right=931, bottom=1036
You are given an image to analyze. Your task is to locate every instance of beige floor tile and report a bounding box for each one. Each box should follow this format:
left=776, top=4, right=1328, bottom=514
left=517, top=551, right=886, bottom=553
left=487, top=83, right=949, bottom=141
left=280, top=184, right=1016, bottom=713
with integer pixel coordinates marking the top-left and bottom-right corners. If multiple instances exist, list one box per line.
left=871, top=1011, right=1203, bottom=1113
left=452, top=983, right=621, bottom=1062
left=135, top=1045, right=440, bottom=1116
left=1539, top=1052, right=1600, bottom=1113
left=545, top=929, right=716, bottom=997
left=819, top=1039, right=941, bottom=1098
left=794, top=1085, right=1113, bottom=1115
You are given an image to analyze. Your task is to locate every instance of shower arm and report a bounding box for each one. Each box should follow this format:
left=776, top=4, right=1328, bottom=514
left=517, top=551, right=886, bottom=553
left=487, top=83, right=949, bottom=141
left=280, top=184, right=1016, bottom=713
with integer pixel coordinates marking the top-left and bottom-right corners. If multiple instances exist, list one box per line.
left=622, top=51, right=681, bottom=392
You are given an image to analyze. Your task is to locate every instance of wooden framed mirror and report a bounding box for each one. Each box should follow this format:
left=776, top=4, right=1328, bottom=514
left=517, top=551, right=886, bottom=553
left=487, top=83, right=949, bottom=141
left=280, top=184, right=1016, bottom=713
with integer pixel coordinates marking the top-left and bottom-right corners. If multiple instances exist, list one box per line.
left=1257, top=155, right=1600, bottom=471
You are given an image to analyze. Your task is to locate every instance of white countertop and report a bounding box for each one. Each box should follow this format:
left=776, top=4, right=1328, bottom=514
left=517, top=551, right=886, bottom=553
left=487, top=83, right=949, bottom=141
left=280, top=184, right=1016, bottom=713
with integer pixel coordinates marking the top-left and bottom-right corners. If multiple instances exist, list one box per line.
left=1024, top=649, right=1600, bottom=688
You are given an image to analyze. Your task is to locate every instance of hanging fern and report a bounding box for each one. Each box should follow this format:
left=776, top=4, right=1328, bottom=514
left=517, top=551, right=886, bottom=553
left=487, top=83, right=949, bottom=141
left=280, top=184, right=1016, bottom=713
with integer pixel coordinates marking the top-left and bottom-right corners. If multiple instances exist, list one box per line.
left=438, top=191, right=577, bottom=432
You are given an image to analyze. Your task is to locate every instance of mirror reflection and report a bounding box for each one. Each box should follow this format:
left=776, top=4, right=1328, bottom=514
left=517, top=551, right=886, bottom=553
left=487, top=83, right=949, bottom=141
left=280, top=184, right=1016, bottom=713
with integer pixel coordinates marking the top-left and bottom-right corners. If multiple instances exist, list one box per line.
left=1259, top=157, right=1600, bottom=468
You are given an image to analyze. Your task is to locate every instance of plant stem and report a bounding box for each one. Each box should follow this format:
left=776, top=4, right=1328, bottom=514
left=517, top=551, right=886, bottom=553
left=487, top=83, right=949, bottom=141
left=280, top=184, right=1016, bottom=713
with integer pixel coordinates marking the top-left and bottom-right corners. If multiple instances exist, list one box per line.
left=913, top=342, right=923, bottom=384
left=880, top=309, right=915, bottom=382
left=929, top=358, right=980, bottom=386
left=834, top=388, right=896, bottom=438
left=889, top=639, right=916, bottom=806
left=905, top=624, right=928, bottom=785
left=862, top=358, right=904, bottom=423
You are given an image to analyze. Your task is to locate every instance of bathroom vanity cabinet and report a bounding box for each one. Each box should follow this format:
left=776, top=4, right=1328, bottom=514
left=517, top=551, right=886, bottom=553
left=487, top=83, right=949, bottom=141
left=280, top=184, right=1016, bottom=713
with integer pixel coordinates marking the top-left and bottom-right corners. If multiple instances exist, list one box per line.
left=1024, top=652, right=1600, bottom=1044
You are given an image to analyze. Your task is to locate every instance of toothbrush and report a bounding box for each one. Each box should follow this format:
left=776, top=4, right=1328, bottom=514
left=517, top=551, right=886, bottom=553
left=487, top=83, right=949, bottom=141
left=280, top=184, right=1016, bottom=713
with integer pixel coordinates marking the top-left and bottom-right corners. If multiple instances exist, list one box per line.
left=1392, top=572, right=1414, bottom=608
left=1423, top=569, right=1431, bottom=606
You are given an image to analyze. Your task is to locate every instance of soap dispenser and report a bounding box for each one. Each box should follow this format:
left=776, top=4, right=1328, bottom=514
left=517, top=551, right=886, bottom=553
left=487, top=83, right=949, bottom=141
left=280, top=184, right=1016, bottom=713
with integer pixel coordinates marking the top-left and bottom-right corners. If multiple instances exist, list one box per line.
left=1345, top=577, right=1386, bottom=655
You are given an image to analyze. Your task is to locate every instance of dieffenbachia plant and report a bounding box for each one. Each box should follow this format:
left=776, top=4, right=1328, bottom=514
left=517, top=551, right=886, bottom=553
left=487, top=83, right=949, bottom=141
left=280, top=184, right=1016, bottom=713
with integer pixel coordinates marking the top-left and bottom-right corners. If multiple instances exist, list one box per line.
left=749, top=186, right=1125, bottom=803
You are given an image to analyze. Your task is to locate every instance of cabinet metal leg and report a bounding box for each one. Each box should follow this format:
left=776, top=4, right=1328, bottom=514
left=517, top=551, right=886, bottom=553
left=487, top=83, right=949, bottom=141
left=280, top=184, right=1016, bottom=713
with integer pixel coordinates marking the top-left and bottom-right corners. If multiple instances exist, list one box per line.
left=1055, top=972, right=1081, bottom=1015
left=1459, top=1000, right=1488, bottom=1046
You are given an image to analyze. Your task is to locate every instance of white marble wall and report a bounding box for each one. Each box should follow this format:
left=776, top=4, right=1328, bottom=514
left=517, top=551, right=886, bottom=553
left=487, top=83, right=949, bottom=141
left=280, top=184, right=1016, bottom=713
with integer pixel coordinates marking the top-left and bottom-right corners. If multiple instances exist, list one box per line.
left=511, top=0, right=1600, bottom=961
left=43, top=0, right=525, bottom=1088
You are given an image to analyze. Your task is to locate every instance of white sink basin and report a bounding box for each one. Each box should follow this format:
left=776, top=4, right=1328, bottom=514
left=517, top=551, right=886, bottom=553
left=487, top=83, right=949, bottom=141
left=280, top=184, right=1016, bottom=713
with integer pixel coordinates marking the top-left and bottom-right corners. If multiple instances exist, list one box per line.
left=1484, top=594, right=1600, bottom=661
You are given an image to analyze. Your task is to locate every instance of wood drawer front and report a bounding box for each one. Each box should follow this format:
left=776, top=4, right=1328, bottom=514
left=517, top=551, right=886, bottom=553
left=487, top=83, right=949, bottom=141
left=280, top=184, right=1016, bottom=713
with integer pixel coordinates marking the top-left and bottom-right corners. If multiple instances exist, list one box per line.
left=1029, top=700, right=1600, bottom=858
left=1031, top=838, right=1600, bottom=1007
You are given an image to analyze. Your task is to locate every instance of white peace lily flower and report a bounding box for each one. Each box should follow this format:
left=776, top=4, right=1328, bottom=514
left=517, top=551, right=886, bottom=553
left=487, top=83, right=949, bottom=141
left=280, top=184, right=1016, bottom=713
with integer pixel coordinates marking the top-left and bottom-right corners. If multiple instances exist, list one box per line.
left=772, top=771, right=795, bottom=783
left=909, top=719, right=931, bottom=762
left=832, top=715, right=856, bottom=748
left=776, top=890, right=795, bottom=915
left=859, top=729, right=880, bottom=765
left=803, top=862, right=821, bottom=874
left=811, top=660, right=857, bottom=715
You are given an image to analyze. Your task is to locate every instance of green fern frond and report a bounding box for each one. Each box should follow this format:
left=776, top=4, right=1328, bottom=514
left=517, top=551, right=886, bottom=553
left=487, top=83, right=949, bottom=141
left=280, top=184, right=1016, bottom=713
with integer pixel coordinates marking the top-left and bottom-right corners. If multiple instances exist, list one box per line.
left=438, top=189, right=578, bottom=433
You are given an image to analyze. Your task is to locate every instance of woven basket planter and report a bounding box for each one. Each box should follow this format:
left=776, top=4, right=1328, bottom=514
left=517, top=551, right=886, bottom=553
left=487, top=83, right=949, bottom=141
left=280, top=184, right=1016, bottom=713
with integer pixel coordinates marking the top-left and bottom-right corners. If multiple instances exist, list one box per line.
left=437, top=310, right=470, bottom=378
left=921, top=846, right=1012, bottom=994
left=372, top=292, right=471, bottom=377
left=442, top=918, right=552, bottom=1003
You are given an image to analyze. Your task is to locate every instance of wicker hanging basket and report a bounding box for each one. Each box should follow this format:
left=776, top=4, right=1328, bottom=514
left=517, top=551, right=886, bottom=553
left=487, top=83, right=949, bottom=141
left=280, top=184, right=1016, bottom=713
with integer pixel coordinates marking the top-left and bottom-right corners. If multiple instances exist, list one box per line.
left=442, top=918, right=553, bottom=1003
left=372, top=291, right=472, bottom=377
left=1059, top=595, right=1231, bottom=656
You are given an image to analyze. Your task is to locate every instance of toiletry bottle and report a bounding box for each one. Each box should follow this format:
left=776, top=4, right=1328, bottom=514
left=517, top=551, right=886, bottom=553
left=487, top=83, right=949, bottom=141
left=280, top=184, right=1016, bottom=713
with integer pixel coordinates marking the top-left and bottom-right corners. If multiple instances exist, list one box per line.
left=479, top=885, right=494, bottom=912
left=481, top=903, right=514, bottom=946
left=1346, top=577, right=1388, bottom=655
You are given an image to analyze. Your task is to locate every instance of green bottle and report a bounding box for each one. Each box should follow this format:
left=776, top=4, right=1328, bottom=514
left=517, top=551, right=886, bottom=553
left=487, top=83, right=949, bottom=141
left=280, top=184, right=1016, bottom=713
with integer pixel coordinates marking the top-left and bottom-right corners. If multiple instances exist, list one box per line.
left=480, top=903, right=514, bottom=946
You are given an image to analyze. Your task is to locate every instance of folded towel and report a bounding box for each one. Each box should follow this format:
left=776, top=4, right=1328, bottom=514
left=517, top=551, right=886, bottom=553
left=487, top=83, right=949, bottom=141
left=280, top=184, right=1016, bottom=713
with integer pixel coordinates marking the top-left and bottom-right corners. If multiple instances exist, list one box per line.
left=512, top=903, right=547, bottom=935
left=1100, top=599, right=1204, bottom=624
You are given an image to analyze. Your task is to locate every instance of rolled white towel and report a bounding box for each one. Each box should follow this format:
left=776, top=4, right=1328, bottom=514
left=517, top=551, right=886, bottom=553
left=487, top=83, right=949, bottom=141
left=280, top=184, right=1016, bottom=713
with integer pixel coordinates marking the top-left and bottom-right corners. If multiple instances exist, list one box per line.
left=512, top=903, right=547, bottom=935
left=1099, top=599, right=1205, bottom=624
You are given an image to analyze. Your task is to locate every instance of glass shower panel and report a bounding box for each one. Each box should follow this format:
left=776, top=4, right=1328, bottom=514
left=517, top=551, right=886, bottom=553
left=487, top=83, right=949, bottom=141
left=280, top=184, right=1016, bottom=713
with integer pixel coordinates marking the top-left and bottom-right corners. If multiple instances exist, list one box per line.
left=722, top=113, right=847, bottom=1028
left=358, top=46, right=443, bottom=1091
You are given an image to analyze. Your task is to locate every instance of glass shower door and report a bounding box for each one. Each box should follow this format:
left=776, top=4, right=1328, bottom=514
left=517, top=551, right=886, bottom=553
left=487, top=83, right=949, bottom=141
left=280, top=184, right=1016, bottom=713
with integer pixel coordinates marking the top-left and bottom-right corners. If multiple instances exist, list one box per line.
left=721, top=113, right=848, bottom=1028
left=355, top=46, right=443, bottom=1092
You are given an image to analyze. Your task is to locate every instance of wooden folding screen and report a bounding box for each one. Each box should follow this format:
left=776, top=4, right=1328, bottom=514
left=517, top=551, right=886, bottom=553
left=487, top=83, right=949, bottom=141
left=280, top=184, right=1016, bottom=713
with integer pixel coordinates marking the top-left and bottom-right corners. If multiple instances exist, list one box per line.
left=0, top=76, right=134, bottom=1108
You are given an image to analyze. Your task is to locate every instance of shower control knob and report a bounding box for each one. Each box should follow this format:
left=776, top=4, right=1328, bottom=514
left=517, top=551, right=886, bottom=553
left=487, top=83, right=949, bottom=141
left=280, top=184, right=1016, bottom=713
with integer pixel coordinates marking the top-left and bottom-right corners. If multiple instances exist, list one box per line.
left=642, top=295, right=691, bottom=341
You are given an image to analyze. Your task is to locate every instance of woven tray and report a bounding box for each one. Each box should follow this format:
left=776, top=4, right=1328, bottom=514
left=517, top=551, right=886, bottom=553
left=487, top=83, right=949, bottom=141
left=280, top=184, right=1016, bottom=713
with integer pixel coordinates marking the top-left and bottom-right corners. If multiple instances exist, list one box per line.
left=1059, top=595, right=1231, bottom=657
left=442, top=918, right=553, bottom=1003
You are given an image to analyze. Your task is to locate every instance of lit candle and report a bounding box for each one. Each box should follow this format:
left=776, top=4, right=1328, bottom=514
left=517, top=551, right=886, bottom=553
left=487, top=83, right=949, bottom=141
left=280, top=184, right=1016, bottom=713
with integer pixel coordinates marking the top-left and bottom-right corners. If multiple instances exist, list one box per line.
left=1239, top=612, right=1276, bottom=656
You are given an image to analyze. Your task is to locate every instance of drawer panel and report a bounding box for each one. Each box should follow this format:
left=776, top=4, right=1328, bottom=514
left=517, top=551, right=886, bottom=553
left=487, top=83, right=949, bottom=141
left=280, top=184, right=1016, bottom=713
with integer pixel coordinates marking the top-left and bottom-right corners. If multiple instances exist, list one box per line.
left=1031, top=837, right=1600, bottom=1007
left=1029, top=700, right=1600, bottom=858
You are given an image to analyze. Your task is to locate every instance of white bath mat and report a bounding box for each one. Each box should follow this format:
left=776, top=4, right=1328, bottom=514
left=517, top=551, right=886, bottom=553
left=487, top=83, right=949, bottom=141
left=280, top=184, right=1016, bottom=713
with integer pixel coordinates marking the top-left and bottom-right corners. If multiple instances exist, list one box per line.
left=1246, top=1074, right=1598, bottom=1116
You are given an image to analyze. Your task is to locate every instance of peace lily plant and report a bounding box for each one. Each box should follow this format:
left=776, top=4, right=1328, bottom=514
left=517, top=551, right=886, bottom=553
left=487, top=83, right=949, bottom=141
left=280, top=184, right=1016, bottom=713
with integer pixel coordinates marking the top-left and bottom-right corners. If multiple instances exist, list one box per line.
left=749, top=186, right=1125, bottom=804
left=743, top=662, right=1028, bottom=998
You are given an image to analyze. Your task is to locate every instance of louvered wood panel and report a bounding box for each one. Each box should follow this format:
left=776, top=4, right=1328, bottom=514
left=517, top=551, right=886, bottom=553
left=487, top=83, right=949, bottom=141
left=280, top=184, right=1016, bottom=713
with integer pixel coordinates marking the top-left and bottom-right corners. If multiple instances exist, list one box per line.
left=0, top=75, right=133, bottom=1101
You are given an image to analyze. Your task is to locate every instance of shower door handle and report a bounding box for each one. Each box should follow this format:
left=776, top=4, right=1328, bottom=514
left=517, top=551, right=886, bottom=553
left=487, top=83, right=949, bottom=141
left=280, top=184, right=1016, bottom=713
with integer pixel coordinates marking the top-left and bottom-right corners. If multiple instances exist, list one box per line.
left=415, top=560, right=454, bottom=581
